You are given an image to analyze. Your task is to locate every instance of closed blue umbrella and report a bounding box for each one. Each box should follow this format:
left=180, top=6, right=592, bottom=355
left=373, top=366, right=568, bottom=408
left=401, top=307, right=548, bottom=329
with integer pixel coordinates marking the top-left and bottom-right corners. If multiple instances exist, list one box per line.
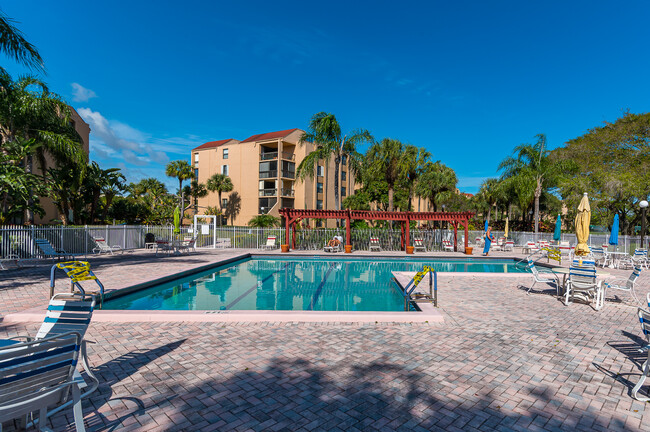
left=484, top=219, right=488, bottom=233
left=609, top=214, right=619, bottom=246
left=553, top=214, right=562, bottom=241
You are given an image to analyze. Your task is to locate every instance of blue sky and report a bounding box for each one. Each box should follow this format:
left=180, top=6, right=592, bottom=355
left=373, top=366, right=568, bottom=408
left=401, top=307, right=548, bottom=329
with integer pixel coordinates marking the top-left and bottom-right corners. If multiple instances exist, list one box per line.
left=3, top=1, right=650, bottom=193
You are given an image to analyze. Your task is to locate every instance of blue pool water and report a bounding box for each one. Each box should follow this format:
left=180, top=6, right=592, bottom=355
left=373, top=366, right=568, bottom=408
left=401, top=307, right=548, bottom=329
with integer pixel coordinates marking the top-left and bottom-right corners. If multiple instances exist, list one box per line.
left=103, top=257, right=528, bottom=312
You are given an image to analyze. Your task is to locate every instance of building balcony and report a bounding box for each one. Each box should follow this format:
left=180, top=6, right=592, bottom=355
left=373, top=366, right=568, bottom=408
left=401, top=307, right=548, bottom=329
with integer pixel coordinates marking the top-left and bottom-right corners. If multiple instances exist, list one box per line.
left=281, top=170, right=295, bottom=179
left=259, top=188, right=277, bottom=197
left=280, top=188, right=295, bottom=197
left=260, top=151, right=295, bottom=161
left=259, top=170, right=278, bottom=179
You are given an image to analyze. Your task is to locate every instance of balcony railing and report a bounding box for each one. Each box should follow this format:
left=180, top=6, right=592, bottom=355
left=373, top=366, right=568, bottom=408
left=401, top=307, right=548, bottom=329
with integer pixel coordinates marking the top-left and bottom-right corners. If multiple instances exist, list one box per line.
left=259, top=170, right=277, bottom=179
left=280, top=188, right=295, bottom=197
left=281, top=170, right=295, bottom=179
left=259, top=188, right=277, bottom=197
left=260, top=151, right=295, bottom=161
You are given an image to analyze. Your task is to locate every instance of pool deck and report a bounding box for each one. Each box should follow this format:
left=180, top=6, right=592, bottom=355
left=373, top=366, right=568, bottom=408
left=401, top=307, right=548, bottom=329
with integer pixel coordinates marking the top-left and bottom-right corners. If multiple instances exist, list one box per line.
left=1, top=247, right=650, bottom=431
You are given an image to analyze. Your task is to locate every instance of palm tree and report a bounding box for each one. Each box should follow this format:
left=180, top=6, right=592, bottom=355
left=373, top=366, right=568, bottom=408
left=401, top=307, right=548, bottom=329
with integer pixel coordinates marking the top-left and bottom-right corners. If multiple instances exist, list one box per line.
left=165, top=160, right=194, bottom=218
left=0, top=71, right=85, bottom=222
left=296, top=112, right=372, bottom=214
left=248, top=214, right=279, bottom=228
left=206, top=173, right=233, bottom=220
left=477, top=178, right=501, bottom=223
left=366, top=138, right=405, bottom=212
left=182, top=180, right=208, bottom=214
left=101, top=171, right=126, bottom=222
left=403, top=145, right=431, bottom=211
left=0, top=9, right=44, bottom=73
left=498, top=134, right=576, bottom=233
left=415, top=161, right=458, bottom=213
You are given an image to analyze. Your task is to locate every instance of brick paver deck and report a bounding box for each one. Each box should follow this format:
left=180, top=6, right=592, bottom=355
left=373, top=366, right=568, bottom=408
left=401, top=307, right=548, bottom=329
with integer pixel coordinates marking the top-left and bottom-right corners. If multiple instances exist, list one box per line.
left=1, top=248, right=649, bottom=431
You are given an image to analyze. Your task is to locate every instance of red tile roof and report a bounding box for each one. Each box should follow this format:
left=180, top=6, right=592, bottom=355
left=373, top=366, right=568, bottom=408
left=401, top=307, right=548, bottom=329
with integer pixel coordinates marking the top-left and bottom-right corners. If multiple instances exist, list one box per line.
left=193, top=139, right=236, bottom=151
left=241, top=128, right=300, bottom=143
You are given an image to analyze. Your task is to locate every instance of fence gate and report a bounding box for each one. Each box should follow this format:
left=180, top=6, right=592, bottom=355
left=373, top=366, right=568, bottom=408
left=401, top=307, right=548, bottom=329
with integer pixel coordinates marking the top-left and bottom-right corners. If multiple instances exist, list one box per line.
left=193, top=215, right=218, bottom=248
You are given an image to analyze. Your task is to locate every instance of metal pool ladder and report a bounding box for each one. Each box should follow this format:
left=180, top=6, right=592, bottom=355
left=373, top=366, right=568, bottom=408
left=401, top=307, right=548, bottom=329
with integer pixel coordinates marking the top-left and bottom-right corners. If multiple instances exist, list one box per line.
left=391, top=266, right=437, bottom=311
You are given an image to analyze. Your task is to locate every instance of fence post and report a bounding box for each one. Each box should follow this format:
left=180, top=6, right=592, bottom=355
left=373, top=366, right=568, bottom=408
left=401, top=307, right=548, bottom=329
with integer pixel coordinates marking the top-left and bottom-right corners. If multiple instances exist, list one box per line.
left=123, top=224, right=127, bottom=249
left=85, top=225, right=88, bottom=257
left=213, top=217, right=217, bottom=249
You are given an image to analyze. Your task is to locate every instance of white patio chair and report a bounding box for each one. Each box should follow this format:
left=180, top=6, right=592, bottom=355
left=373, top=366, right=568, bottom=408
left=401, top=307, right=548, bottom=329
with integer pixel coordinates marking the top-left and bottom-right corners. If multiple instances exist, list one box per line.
left=442, top=240, right=453, bottom=252
left=261, top=236, right=277, bottom=251
left=590, top=246, right=609, bottom=268
left=604, top=266, right=642, bottom=305
left=413, top=238, right=426, bottom=252
left=0, top=254, right=21, bottom=270
left=0, top=332, right=88, bottom=432
left=178, top=238, right=196, bottom=254
left=503, top=240, right=514, bottom=252
left=369, top=237, right=382, bottom=252
left=564, top=263, right=604, bottom=310
left=632, top=249, right=649, bottom=270
left=525, top=259, right=560, bottom=296
left=91, top=237, right=123, bottom=255
left=632, top=306, right=650, bottom=401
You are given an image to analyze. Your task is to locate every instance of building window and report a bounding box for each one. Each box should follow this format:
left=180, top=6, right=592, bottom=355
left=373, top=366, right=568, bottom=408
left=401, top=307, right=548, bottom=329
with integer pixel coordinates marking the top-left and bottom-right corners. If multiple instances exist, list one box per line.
left=194, top=153, right=199, bottom=162
left=194, top=169, right=198, bottom=179
left=316, top=219, right=323, bottom=228
left=222, top=198, right=228, bottom=208
left=342, top=155, right=347, bottom=165
left=341, top=187, right=346, bottom=197
left=341, top=171, right=346, bottom=181
left=316, top=199, right=323, bottom=210
left=222, top=165, right=229, bottom=175
left=317, top=182, right=323, bottom=193
left=223, top=148, right=229, bottom=159
left=317, top=165, right=324, bottom=176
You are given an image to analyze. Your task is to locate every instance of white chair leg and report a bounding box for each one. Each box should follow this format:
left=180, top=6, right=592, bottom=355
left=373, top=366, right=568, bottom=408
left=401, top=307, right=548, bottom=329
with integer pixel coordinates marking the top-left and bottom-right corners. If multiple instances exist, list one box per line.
left=632, top=359, right=650, bottom=401
left=71, top=385, right=86, bottom=432
left=527, top=279, right=537, bottom=294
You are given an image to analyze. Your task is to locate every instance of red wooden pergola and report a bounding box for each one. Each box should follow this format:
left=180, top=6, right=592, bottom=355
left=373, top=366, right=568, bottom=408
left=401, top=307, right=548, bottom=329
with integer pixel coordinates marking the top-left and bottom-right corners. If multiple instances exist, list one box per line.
left=278, top=208, right=475, bottom=253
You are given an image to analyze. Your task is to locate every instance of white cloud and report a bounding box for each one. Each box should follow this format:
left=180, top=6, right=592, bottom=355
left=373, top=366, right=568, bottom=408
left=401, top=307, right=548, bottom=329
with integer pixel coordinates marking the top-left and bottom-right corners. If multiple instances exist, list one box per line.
left=71, top=83, right=97, bottom=102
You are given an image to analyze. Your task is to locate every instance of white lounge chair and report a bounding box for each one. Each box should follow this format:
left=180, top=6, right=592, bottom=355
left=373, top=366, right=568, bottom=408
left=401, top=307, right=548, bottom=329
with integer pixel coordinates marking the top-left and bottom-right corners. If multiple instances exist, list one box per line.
left=35, top=238, right=80, bottom=260
left=261, top=235, right=277, bottom=250
left=442, top=240, right=453, bottom=252
left=564, top=263, right=604, bottom=310
left=92, top=237, right=123, bottom=255
left=414, top=238, right=426, bottom=252
left=178, top=237, right=196, bottom=254
left=324, top=240, right=343, bottom=253
left=503, top=240, right=515, bottom=252
left=369, top=237, right=381, bottom=252
left=0, top=254, right=21, bottom=270
left=632, top=305, right=650, bottom=401
left=525, top=259, right=560, bottom=296
left=604, top=266, right=642, bottom=304
left=0, top=332, right=88, bottom=432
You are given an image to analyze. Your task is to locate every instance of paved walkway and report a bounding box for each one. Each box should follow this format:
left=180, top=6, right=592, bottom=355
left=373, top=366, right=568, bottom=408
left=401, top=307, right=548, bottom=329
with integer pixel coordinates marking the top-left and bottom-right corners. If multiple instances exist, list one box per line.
left=1, top=248, right=649, bottom=431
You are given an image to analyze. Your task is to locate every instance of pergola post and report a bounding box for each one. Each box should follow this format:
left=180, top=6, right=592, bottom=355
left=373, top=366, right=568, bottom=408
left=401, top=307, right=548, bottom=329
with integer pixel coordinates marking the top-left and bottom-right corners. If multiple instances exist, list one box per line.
left=291, top=223, right=296, bottom=249
left=405, top=216, right=411, bottom=253
left=464, top=219, right=469, bottom=249
left=283, top=213, right=291, bottom=252
left=345, top=210, right=351, bottom=252
left=453, top=221, right=458, bottom=252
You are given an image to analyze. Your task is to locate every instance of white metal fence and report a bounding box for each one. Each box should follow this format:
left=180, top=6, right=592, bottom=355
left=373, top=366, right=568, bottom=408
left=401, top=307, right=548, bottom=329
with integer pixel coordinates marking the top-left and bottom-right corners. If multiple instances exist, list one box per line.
left=0, top=224, right=646, bottom=259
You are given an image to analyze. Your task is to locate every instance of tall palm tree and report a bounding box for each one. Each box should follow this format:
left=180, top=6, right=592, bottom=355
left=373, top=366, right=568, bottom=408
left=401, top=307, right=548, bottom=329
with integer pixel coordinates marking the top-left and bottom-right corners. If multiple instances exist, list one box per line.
left=296, top=112, right=372, bottom=214
left=366, top=138, right=405, bottom=212
left=403, top=145, right=431, bottom=211
left=498, top=134, right=576, bottom=233
left=477, top=178, right=501, bottom=223
left=415, top=161, right=458, bottom=212
left=0, top=9, right=44, bottom=73
left=101, top=171, right=126, bottom=222
left=183, top=180, right=208, bottom=214
left=165, top=160, right=194, bottom=217
left=206, top=173, right=233, bottom=219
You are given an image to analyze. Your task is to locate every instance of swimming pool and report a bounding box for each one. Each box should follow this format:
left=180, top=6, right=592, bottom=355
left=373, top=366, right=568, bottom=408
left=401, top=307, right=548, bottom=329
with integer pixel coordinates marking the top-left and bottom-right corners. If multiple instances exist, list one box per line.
left=103, top=256, right=528, bottom=312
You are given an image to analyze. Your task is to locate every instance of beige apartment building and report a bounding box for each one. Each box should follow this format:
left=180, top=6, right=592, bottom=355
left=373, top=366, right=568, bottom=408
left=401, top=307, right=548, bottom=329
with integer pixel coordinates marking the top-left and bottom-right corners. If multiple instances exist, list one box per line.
left=191, top=128, right=355, bottom=227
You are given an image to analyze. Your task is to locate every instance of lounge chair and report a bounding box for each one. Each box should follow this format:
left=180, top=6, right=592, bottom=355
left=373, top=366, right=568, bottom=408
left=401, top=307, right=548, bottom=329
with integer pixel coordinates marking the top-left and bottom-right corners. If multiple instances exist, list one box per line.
left=414, top=238, right=426, bottom=252
left=522, top=241, right=539, bottom=254
left=0, top=332, right=88, bottom=432
left=35, top=238, right=80, bottom=260
left=92, top=237, right=123, bottom=255
left=564, top=263, right=604, bottom=310
left=0, top=254, right=21, bottom=270
left=324, top=241, right=343, bottom=253
left=632, top=305, right=650, bottom=401
left=442, top=240, right=453, bottom=252
left=261, top=235, right=277, bottom=251
left=604, top=266, right=642, bottom=304
left=525, top=259, right=560, bottom=296
left=504, top=240, right=515, bottom=252
left=369, top=237, right=382, bottom=252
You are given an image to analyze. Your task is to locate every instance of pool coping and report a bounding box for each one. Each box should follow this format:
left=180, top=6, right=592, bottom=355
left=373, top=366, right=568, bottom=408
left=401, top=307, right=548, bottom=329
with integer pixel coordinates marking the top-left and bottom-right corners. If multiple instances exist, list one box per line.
left=3, top=254, right=534, bottom=324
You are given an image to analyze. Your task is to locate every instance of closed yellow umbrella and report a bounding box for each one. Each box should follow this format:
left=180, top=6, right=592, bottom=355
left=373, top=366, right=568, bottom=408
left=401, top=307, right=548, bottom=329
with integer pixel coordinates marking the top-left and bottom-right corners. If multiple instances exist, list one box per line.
left=504, top=218, right=509, bottom=239
left=574, top=193, right=591, bottom=256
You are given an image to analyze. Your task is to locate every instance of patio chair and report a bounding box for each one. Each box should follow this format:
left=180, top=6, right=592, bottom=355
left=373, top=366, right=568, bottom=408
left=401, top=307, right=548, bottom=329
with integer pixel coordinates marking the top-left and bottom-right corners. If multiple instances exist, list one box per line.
left=525, top=259, right=560, bottom=296
left=324, top=240, right=343, bottom=253
left=0, top=332, right=88, bottom=432
left=522, top=241, right=539, bottom=254
left=632, top=307, right=650, bottom=401
left=369, top=237, right=382, bottom=252
left=504, top=240, right=515, bottom=252
left=91, top=237, right=123, bottom=255
left=564, top=263, right=604, bottom=310
left=604, top=266, right=642, bottom=305
left=0, top=254, right=21, bottom=270
left=261, top=235, right=277, bottom=251
left=414, top=238, right=426, bottom=252
left=35, top=238, right=80, bottom=260
left=632, top=249, right=649, bottom=270
left=474, top=237, right=484, bottom=248
left=442, top=240, right=453, bottom=252
left=178, top=237, right=196, bottom=254
left=590, top=246, right=609, bottom=267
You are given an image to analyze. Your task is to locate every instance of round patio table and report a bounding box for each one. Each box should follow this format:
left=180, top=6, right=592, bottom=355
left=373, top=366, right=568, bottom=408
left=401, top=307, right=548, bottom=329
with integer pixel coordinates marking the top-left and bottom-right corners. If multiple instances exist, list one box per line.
left=606, top=251, right=630, bottom=269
